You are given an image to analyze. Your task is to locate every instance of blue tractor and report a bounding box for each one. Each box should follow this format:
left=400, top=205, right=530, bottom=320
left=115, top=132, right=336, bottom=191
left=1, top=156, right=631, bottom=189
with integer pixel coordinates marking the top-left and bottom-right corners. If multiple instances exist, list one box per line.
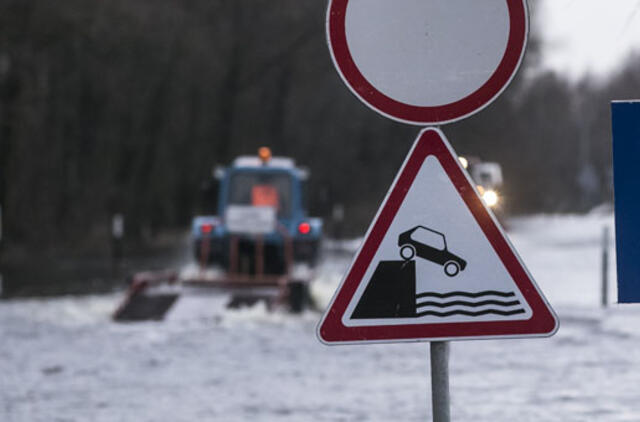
left=189, top=148, right=323, bottom=311
left=192, top=147, right=322, bottom=272
left=113, top=148, right=323, bottom=321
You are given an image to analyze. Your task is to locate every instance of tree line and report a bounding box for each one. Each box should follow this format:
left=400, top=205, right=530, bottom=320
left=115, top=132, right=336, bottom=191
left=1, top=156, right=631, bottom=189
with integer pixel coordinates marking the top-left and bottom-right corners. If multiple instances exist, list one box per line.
left=0, top=0, right=638, bottom=255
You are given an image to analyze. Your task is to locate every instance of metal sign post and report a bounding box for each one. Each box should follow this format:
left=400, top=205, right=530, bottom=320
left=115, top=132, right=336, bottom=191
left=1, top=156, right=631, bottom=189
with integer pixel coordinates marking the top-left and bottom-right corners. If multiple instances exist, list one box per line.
left=601, top=226, right=610, bottom=308
left=430, top=341, right=451, bottom=422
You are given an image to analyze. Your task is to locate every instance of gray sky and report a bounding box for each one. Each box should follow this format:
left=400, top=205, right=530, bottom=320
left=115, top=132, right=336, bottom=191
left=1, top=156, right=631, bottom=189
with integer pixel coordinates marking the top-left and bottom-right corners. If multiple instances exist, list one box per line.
left=540, top=0, right=640, bottom=80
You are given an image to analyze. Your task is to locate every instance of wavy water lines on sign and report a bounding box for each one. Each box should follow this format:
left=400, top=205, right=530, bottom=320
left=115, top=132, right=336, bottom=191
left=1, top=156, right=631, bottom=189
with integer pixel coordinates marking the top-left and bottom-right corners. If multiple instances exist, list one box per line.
left=415, top=291, right=526, bottom=318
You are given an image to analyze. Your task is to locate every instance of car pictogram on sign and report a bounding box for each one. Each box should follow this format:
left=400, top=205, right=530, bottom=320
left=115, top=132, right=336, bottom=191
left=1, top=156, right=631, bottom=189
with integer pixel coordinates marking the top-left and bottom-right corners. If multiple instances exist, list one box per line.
left=398, top=226, right=467, bottom=277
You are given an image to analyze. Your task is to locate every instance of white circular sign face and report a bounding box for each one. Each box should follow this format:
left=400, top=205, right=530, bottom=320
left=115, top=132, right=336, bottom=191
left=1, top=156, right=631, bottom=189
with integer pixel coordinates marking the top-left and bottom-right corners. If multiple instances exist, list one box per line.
left=328, top=0, right=529, bottom=125
left=346, top=0, right=510, bottom=107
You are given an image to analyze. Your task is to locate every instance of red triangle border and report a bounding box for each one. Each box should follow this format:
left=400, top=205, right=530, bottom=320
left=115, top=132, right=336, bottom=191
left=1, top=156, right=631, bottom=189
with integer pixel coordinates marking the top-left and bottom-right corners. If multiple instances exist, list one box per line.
left=317, top=128, right=559, bottom=344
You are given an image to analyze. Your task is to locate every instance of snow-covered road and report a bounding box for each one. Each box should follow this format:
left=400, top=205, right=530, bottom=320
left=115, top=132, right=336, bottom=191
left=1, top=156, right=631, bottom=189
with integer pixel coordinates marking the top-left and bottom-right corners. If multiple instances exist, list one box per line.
left=3, top=212, right=640, bottom=422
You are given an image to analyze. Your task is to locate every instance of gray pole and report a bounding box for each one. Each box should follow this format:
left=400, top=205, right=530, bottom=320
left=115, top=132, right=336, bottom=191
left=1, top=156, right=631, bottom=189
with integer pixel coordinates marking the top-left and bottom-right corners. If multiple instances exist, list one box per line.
left=430, top=341, right=451, bottom=422
left=601, top=226, right=610, bottom=308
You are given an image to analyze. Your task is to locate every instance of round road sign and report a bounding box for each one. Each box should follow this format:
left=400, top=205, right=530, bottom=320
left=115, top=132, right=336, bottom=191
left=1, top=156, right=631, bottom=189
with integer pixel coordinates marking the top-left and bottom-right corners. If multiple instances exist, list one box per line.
left=327, top=0, right=529, bottom=125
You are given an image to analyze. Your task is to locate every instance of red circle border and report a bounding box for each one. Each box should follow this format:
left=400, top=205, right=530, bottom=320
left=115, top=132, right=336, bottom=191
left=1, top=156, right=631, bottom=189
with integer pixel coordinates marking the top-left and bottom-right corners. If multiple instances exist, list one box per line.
left=328, top=0, right=528, bottom=125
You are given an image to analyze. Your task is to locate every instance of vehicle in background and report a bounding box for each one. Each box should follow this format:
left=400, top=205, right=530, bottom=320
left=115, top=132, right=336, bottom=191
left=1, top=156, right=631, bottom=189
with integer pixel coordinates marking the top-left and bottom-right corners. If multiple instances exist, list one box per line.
left=113, top=148, right=323, bottom=321
left=192, top=147, right=322, bottom=274
left=459, top=156, right=504, bottom=211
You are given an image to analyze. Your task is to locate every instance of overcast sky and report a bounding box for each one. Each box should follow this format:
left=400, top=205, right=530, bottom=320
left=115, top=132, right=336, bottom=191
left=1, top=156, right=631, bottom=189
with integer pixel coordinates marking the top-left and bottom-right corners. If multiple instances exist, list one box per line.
left=539, top=0, right=640, bottom=80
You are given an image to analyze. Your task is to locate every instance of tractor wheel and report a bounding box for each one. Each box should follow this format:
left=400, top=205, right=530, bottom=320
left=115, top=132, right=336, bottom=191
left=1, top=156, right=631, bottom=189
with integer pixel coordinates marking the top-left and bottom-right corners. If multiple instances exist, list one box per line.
left=288, top=281, right=309, bottom=313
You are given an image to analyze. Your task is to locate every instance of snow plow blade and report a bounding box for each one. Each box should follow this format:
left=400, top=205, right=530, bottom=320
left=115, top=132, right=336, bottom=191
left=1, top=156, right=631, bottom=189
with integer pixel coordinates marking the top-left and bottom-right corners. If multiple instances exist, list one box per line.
left=112, top=265, right=315, bottom=321
left=113, top=271, right=180, bottom=322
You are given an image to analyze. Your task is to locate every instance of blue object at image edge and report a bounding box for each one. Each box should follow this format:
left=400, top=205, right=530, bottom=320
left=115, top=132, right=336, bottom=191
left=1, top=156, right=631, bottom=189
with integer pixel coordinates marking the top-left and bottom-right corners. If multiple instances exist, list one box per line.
left=612, top=100, right=640, bottom=303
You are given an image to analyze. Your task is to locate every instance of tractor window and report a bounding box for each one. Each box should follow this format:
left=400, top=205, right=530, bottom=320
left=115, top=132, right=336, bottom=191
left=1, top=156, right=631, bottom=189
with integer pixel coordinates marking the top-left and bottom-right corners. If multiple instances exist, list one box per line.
left=228, top=172, right=292, bottom=217
left=411, top=227, right=446, bottom=250
left=252, top=185, right=279, bottom=207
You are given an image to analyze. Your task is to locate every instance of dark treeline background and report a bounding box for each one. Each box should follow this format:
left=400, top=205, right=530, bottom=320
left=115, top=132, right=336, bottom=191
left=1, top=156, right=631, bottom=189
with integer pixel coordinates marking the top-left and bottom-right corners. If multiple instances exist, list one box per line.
left=0, top=0, right=638, bottom=256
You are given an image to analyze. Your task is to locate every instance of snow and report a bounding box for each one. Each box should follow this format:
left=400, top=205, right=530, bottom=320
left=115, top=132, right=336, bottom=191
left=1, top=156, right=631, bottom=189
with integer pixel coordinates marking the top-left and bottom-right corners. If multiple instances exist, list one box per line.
left=2, top=212, right=639, bottom=422
left=508, top=210, right=616, bottom=308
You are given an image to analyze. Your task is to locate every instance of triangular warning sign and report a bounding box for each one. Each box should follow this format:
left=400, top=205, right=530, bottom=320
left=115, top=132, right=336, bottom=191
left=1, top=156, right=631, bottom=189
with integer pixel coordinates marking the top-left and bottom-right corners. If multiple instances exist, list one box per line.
left=317, top=128, right=558, bottom=344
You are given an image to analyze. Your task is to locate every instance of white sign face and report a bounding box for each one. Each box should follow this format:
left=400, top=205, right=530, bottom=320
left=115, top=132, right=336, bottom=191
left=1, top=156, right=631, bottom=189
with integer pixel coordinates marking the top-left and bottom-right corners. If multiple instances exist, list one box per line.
left=317, top=128, right=557, bottom=344
left=327, top=0, right=529, bottom=125
left=346, top=0, right=509, bottom=107
left=225, top=206, right=277, bottom=235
